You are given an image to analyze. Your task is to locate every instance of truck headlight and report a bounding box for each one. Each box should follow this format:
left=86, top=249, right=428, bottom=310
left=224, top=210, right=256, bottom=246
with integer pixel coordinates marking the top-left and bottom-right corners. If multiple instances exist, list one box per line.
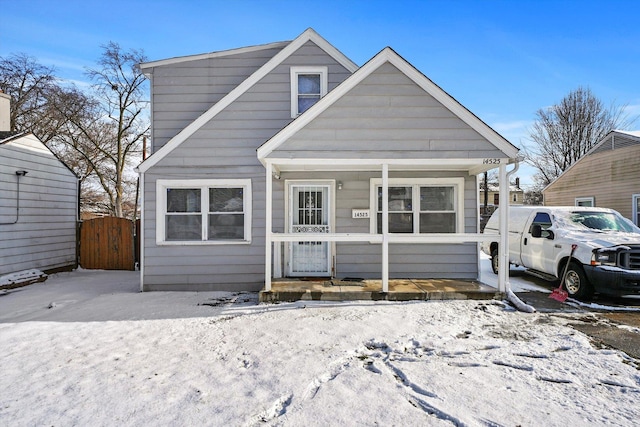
left=592, top=251, right=616, bottom=266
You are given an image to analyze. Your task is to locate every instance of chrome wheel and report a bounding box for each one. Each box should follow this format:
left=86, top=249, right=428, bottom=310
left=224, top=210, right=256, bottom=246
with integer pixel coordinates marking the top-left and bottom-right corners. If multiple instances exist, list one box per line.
left=563, top=261, right=593, bottom=300
left=564, top=270, right=581, bottom=294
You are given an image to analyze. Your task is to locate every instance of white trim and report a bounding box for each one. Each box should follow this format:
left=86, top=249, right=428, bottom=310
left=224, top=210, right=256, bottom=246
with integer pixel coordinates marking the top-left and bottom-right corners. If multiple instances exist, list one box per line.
left=381, top=164, right=389, bottom=292
left=139, top=28, right=357, bottom=173
left=497, top=164, right=508, bottom=293
left=270, top=232, right=490, bottom=244
left=265, top=164, right=273, bottom=291
left=156, top=178, right=252, bottom=245
left=139, top=41, right=290, bottom=71
left=139, top=171, right=145, bottom=292
left=284, top=179, right=335, bottom=276
left=290, top=66, right=328, bottom=118
left=258, top=47, right=519, bottom=161
left=369, top=177, right=465, bottom=234
left=264, top=157, right=511, bottom=175
left=575, top=196, right=595, bottom=207
left=268, top=157, right=508, bottom=167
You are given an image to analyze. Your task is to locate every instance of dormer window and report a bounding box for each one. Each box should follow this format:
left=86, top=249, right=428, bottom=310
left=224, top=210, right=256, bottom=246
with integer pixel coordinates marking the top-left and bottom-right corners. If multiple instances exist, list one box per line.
left=290, top=66, right=327, bottom=117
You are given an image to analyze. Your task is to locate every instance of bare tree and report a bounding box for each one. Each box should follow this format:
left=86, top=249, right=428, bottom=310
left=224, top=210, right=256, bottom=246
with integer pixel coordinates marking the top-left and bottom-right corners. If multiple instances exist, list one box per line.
left=525, top=87, right=635, bottom=187
left=1, top=46, right=149, bottom=218
left=83, top=42, right=149, bottom=218
left=523, top=177, right=545, bottom=205
left=0, top=53, right=60, bottom=140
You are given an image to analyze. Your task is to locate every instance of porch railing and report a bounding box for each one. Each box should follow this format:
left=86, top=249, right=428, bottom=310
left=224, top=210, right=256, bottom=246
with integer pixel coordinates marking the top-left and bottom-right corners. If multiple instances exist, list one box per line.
left=268, top=232, right=492, bottom=291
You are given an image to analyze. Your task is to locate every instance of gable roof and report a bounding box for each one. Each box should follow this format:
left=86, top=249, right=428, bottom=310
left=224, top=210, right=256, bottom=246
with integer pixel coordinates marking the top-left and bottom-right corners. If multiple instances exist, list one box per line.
left=586, top=129, right=640, bottom=156
left=138, top=28, right=358, bottom=173
left=257, top=47, right=519, bottom=163
left=139, top=41, right=290, bottom=73
left=543, top=129, right=640, bottom=193
left=0, top=131, right=24, bottom=143
left=0, top=132, right=78, bottom=178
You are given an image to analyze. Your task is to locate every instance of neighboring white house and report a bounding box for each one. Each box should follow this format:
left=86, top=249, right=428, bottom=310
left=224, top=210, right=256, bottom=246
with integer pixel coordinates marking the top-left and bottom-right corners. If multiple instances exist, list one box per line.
left=0, top=92, right=79, bottom=276
left=138, top=29, right=519, bottom=293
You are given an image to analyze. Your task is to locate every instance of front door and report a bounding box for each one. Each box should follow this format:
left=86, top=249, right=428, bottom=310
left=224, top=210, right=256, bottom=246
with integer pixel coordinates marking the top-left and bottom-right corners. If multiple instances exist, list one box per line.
left=287, top=182, right=332, bottom=276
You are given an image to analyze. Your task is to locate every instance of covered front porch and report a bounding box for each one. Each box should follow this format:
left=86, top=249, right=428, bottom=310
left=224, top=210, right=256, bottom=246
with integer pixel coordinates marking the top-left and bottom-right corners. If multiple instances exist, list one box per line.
left=259, top=277, right=502, bottom=302
left=256, top=47, right=520, bottom=302
left=259, top=158, right=517, bottom=302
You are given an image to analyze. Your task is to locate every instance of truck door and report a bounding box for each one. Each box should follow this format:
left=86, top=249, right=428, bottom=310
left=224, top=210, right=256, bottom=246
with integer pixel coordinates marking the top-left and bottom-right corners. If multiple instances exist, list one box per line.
left=521, top=212, right=555, bottom=273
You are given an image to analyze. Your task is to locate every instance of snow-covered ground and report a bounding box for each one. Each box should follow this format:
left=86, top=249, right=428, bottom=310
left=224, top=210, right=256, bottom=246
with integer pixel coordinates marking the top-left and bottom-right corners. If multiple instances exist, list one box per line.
left=1, top=258, right=639, bottom=426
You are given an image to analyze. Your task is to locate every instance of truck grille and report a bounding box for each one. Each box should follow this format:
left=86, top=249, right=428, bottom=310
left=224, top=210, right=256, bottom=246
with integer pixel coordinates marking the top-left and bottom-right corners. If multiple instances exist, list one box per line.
left=619, top=246, right=640, bottom=270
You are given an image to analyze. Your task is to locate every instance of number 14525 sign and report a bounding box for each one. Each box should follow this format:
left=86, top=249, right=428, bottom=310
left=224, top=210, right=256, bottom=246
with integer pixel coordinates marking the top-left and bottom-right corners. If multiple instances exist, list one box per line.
left=482, top=158, right=501, bottom=165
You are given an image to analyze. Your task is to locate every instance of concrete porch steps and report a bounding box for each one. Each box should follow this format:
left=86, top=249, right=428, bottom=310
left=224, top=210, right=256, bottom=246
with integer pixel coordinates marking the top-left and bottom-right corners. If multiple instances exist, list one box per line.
left=259, top=278, right=502, bottom=302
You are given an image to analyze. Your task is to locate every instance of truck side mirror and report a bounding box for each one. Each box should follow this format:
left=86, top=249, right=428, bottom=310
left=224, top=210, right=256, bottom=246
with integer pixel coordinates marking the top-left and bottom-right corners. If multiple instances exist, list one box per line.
left=531, top=224, right=542, bottom=238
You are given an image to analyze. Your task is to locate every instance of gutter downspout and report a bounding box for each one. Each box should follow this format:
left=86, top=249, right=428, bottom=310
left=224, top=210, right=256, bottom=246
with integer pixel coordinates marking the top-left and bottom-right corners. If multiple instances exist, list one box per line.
left=1, top=171, right=28, bottom=225
left=499, top=158, right=536, bottom=313
left=139, top=170, right=145, bottom=292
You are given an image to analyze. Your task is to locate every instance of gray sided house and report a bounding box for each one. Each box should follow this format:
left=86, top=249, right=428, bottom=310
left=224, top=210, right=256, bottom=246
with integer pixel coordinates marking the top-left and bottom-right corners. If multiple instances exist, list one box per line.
left=138, top=29, right=519, bottom=292
left=543, top=130, right=640, bottom=225
left=1, top=93, right=79, bottom=275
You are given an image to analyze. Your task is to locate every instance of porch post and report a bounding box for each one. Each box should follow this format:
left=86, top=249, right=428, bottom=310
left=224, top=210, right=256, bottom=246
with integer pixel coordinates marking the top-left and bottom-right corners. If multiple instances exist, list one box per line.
left=498, top=163, right=508, bottom=293
left=382, top=163, right=389, bottom=292
left=265, top=162, right=273, bottom=291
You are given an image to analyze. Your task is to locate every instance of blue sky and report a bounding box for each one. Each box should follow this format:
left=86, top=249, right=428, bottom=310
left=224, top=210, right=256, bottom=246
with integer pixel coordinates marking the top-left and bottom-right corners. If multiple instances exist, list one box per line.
left=2, top=0, right=639, bottom=188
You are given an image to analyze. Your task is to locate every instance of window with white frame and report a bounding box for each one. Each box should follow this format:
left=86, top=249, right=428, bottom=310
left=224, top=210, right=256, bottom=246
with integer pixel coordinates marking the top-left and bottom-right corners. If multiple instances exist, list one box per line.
left=371, top=178, right=464, bottom=234
left=156, top=179, right=251, bottom=244
left=633, top=194, right=640, bottom=226
left=575, top=197, right=594, bottom=207
left=290, top=66, right=327, bottom=117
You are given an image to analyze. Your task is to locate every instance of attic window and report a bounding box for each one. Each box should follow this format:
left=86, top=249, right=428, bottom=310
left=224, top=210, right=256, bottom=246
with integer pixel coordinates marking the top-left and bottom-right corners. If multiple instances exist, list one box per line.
left=291, top=66, right=327, bottom=117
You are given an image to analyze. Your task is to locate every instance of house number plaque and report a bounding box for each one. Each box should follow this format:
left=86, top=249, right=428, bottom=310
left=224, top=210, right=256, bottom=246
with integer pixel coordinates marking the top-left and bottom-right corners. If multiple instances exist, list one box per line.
left=352, top=209, right=370, bottom=219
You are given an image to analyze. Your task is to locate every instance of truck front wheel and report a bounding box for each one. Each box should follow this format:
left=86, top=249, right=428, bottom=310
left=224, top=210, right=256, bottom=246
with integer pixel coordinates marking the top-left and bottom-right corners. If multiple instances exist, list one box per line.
left=491, top=248, right=499, bottom=275
left=563, top=261, right=593, bottom=300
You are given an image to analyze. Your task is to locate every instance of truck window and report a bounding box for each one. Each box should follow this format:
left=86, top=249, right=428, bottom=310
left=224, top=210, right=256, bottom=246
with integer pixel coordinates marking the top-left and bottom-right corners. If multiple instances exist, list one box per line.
left=529, top=212, right=552, bottom=237
left=570, top=211, right=640, bottom=233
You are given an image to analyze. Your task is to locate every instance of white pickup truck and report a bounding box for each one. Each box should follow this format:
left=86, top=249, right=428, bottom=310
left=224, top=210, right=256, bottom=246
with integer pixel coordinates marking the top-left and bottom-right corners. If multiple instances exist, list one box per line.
left=482, top=206, right=640, bottom=299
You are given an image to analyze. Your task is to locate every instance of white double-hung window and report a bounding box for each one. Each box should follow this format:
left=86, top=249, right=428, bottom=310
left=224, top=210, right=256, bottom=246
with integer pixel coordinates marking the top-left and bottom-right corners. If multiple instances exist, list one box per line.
left=290, top=66, right=327, bottom=117
left=371, top=178, right=464, bottom=234
left=156, top=179, right=251, bottom=244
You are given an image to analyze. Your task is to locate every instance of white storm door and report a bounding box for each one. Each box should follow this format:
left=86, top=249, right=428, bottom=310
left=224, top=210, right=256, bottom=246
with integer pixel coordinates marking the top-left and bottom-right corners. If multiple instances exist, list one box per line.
left=288, top=183, right=332, bottom=276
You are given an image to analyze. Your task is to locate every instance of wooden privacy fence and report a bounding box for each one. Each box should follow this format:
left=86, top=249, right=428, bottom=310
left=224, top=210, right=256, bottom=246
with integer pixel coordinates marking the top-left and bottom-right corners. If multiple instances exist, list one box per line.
left=79, top=217, right=138, bottom=270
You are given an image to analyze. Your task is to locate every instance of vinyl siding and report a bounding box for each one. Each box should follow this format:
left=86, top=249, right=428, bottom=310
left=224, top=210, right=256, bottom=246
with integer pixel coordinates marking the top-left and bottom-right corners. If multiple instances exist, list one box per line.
left=279, top=170, right=478, bottom=279
left=268, top=62, right=505, bottom=160
left=543, top=145, right=640, bottom=221
left=143, top=41, right=352, bottom=290
left=0, top=135, right=78, bottom=275
left=148, top=46, right=286, bottom=151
